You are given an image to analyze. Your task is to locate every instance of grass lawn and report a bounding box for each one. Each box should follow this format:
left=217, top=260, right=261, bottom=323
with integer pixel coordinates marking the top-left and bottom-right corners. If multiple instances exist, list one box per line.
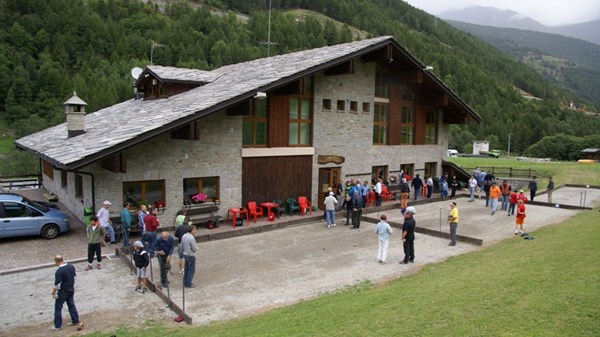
left=449, top=157, right=600, bottom=187
left=87, top=208, right=600, bottom=337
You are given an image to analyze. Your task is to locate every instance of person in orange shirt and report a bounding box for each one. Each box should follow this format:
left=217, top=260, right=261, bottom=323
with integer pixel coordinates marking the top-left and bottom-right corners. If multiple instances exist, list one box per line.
left=515, top=199, right=526, bottom=235
left=489, top=182, right=501, bottom=215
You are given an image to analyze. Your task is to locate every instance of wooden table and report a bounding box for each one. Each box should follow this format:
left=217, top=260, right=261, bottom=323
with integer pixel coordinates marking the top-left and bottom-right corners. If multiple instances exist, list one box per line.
left=227, top=208, right=248, bottom=228
left=260, top=202, right=279, bottom=220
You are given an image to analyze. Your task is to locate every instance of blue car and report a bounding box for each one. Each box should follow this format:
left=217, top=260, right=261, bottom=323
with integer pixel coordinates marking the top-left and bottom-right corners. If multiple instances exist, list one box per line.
left=0, top=193, right=70, bottom=239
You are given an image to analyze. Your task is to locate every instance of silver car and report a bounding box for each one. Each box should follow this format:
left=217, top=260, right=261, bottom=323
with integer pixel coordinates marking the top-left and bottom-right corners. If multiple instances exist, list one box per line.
left=0, top=193, right=70, bottom=239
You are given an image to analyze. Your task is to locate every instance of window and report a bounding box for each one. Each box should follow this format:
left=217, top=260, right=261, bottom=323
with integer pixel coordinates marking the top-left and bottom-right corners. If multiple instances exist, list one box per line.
left=350, top=101, right=358, bottom=112
left=425, top=162, right=437, bottom=179
left=289, top=97, right=312, bottom=146
left=336, top=100, right=345, bottom=112
left=75, top=174, right=83, bottom=199
left=322, top=99, right=332, bottom=110
left=61, top=171, right=68, bottom=188
left=183, top=177, right=219, bottom=202
left=375, top=70, right=389, bottom=98
left=401, top=164, right=415, bottom=180
left=371, top=165, right=388, bottom=184
left=243, top=98, right=268, bottom=147
left=362, top=102, right=370, bottom=113
left=400, top=106, right=414, bottom=144
left=42, top=160, right=53, bottom=179
left=373, top=103, right=388, bottom=145
left=425, top=109, right=438, bottom=144
left=123, top=180, right=165, bottom=207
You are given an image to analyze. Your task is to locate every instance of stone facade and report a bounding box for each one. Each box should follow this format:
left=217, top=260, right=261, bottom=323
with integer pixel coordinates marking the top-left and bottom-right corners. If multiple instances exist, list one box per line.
left=43, top=110, right=243, bottom=224
left=311, top=62, right=447, bottom=202
left=44, top=64, right=451, bottom=224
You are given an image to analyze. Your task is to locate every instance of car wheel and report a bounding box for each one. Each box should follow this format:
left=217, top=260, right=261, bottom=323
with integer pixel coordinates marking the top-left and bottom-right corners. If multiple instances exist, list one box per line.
left=42, top=224, right=60, bottom=239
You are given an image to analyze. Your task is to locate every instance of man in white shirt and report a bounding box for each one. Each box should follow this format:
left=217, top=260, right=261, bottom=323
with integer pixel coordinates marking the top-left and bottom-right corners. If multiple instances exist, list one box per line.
left=374, top=178, right=383, bottom=206
left=96, top=200, right=115, bottom=244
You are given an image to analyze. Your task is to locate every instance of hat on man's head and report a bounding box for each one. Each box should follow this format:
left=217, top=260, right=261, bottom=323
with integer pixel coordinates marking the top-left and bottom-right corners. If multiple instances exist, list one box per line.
left=519, top=189, right=524, bottom=193
left=103, top=200, right=111, bottom=206
left=406, top=206, right=416, bottom=214
left=133, top=241, right=143, bottom=248
left=329, top=192, right=334, bottom=196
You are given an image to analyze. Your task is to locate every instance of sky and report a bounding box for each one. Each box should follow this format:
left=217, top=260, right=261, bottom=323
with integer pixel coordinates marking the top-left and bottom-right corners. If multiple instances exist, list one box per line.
left=402, top=0, right=600, bottom=26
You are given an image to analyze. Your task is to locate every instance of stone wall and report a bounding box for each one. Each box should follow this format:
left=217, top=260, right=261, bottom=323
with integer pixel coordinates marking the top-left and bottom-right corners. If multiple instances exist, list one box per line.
left=311, top=62, right=447, bottom=202
left=44, top=110, right=242, bottom=224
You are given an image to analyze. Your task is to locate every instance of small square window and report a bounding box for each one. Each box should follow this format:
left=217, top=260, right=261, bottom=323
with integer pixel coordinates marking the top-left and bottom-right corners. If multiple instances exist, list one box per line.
left=362, top=102, right=371, bottom=113
left=337, top=100, right=345, bottom=111
left=322, top=99, right=332, bottom=110
left=350, top=101, right=358, bottom=112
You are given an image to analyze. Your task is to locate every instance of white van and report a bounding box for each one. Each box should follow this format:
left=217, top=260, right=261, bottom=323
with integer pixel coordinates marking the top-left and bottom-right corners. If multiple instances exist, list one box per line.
left=447, top=149, right=458, bottom=157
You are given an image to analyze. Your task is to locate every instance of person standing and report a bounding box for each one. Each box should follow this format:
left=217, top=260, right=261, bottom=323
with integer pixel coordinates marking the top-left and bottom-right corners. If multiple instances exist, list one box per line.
left=174, top=208, right=188, bottom=227
left=400, top=206, right=416, bottom=264
left=96, top=200, right=115, bottom=244
left=528, top=176, right=538, bottom=201
left=500, top=180, right=511, bottom=211
left=174, top=221, right=190, bottom=274
left=51, top=255, right=84, bottom=332
left=411, top=174, right=424, bottom=200
left=426, top=175, right=434, bottom=201
left=85, top=216, right=105, bottom=271
left=351, top=190, right=364, bottom=229
left=546, top=176, right=554, bottom=203
left=448, top=202, right=459, bottom=246
left=375, top=215, right=393, bottom=264
left=152, top=230, right=175, bottom=288
left=449, top=175, right=458, bottom=199
left=361, top=180, right=370, bottom=206
left=468, top=175, right=477, bottom=202
left=132, top=241, right=149, bottom=293
left=515, top=199, right=526, bottom=235
left=489, top=182, right=501, bottom=215
left=143, top=207, right=159, bottom=252
left=120, top=202, right=132, bottom=247
left=324, top=192, right=338, bottom=228
left=400, top=178, right=410, bottom=210
left=182, top=225, right=197, bottom=288
left=374, top=178, right=383, bottom=206
left=507, top=190, right=518, bottom=216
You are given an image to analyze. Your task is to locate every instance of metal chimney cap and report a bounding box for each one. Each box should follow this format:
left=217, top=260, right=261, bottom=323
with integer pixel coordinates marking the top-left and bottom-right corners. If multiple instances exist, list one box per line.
left=63, top=91, right=88, bottom=106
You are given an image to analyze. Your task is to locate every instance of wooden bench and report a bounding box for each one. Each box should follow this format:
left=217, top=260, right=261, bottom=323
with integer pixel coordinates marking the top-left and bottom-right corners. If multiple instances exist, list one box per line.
left=185, top=202, right=222, bottom=228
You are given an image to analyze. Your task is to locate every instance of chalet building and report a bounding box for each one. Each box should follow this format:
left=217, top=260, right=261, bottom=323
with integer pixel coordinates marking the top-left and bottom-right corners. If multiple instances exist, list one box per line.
left=16, top=36, right=481, bottom=223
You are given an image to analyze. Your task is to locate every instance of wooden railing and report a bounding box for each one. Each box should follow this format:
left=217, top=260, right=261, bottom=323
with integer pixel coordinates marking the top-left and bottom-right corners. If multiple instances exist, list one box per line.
left=0, top=174, right=41, bottom=191
left=461, top=167, right=548, bottom=179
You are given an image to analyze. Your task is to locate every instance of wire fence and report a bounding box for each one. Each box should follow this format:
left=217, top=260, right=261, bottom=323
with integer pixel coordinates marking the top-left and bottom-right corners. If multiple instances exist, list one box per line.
left=462, top=167, right=549, bottom=179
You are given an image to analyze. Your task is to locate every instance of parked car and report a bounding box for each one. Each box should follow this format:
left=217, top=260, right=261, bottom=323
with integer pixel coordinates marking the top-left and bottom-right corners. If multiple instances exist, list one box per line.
left=0, top=193, right=70, bottom=239
left=447, top=149, right=459, bottom=157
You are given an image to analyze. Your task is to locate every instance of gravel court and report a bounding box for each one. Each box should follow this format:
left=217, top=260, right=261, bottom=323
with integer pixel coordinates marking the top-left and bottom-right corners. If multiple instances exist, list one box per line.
left=1, top=186, right=598, bottom=336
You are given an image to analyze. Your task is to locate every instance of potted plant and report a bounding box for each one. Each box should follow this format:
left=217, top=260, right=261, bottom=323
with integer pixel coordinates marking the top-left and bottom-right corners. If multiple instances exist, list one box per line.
left=192, top=193, right=208, bottom=203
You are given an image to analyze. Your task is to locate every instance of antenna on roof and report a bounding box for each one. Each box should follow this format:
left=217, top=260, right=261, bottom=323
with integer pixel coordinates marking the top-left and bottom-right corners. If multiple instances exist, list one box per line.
left=150, top=40, right=166, bottom=65
left=258, top=0, right=278, bottom=57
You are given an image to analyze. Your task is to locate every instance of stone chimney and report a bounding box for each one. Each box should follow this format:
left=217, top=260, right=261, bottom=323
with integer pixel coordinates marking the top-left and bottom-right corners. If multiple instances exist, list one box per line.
left=64, top=91, right=88, bottom=138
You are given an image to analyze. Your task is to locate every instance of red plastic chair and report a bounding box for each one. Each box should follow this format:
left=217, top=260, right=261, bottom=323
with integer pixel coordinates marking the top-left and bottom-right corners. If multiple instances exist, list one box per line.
left=247, top=201, right=263, bottom=223
left=381, top=185, right=393, bottom=201
left=298, top=196, right=312, bottom=216
left=365, top=191, right=376, bottom=207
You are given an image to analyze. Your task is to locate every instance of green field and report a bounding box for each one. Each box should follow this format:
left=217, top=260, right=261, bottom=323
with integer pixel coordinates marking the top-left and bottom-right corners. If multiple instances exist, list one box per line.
left=86, top=207, right=600, bottom=337
left=0, top=118, right=14, bottom=154
left=449, top=157, right=600, bottom=187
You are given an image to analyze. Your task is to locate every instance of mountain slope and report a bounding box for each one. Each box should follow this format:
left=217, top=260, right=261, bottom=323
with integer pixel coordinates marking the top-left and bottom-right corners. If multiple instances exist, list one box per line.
left=447, top=20, right=600, bottom=106
left=439, top=6, right=600, bottom=45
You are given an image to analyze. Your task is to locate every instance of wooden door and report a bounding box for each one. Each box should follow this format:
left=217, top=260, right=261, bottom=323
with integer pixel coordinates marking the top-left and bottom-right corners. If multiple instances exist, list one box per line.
left=318, top=167, right=341, bottom=210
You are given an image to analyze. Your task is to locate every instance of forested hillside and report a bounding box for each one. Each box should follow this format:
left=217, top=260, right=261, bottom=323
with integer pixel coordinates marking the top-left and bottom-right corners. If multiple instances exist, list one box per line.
left=1, top=0, right=599, bottom=174
left=447, top=20, right=600, bottom=107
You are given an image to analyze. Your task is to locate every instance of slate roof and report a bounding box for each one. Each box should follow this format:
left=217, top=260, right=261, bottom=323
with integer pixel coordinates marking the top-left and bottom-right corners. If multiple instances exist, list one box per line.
left=581, top=148, right=600, bottom=153
left=140, top=65, right=219, bottom=84
left=16, top=36, right=480, bottom=169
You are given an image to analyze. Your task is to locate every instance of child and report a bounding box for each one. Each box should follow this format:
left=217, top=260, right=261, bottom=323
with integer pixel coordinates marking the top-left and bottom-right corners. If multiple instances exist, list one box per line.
left=507, top=190, right=518, bottom=216
left=515, top=199, right=526, bottom=235
left=133, top=241, right=149, bottom=293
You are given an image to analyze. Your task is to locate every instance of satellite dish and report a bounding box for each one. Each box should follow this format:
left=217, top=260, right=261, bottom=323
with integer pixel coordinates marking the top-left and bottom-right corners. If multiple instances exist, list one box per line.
left=130, top=67, right=143, bottom=80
